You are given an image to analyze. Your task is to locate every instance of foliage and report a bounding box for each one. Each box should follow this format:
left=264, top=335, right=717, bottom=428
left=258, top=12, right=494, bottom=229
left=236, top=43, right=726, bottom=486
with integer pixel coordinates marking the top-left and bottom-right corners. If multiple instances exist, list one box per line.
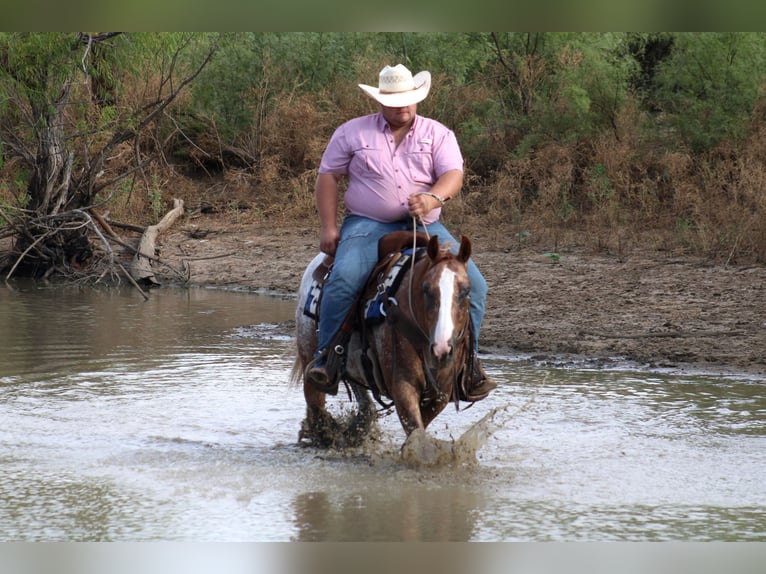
left=651, top=33, right=766, bottom=153
left=3, top=32, right=766, bottom=271
left=0, top=32, right=218, bottom=278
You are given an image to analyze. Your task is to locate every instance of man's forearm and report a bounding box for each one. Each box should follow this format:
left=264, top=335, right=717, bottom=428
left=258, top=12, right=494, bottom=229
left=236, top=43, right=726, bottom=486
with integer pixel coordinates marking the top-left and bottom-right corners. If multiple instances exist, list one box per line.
left=429, top=169, right=463, bottom=203
left=315, top=173, right=340, bottom=229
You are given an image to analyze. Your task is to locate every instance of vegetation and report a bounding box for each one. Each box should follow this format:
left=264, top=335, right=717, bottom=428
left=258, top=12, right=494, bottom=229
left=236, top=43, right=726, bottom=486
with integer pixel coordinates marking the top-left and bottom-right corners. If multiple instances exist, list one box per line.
left=0, top=32, right=219, bottom=280
left=2, top=32, right=766, bottom=283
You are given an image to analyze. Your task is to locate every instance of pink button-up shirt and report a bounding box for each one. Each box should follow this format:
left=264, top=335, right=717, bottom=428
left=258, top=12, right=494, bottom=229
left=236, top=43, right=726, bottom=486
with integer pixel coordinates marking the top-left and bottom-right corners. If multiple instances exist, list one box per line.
left=318, top=112, right=464, bottom=224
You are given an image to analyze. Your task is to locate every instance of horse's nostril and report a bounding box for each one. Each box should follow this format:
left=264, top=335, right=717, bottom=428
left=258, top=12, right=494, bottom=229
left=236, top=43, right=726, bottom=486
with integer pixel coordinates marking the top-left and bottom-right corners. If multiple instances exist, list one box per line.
left=431, top=342, right=452, bottom=359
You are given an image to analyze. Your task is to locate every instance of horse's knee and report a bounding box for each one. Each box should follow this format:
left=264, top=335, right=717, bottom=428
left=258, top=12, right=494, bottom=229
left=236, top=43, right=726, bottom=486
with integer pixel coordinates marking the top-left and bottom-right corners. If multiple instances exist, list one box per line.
left=391, top=384, right=424, bottom=434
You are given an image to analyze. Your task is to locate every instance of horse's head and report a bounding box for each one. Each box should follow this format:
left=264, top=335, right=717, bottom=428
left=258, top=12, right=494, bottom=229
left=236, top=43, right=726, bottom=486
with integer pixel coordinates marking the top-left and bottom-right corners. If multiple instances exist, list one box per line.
left=421, top=234, right=472, bottom=364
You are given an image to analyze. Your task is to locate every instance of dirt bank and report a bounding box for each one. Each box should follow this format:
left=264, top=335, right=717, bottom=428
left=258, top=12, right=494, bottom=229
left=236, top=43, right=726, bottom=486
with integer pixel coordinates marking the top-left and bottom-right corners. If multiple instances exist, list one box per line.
left=154, top=214, right=766, bottom=377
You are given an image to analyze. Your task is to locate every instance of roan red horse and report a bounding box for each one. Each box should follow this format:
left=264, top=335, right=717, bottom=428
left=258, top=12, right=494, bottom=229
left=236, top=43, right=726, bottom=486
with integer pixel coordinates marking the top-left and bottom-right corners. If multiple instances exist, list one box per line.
left=292, top=231, right=475, bottom=448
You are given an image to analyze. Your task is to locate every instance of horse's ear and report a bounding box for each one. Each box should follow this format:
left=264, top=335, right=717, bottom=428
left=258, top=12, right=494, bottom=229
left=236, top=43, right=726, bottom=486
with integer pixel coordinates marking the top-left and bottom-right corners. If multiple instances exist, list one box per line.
left=458, top=235, right=472, bottom=262
left=427, top=234, right=440, bottom=259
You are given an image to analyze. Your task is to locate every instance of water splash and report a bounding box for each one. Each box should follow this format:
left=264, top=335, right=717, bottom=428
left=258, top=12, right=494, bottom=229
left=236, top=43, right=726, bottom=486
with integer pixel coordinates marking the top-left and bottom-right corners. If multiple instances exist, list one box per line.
left=401, top=399, right=534, bottom=468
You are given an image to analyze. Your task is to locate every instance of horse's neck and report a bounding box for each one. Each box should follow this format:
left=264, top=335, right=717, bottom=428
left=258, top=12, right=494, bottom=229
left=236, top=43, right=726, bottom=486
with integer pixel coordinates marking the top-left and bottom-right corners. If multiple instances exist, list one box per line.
left=397, top=258, right=441, bottom=333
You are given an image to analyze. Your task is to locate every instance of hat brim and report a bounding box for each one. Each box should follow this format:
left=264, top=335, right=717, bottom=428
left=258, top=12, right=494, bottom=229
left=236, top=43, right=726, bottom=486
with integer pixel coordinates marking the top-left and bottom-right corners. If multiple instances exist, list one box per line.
left=358, top=71, right=431, bottom=107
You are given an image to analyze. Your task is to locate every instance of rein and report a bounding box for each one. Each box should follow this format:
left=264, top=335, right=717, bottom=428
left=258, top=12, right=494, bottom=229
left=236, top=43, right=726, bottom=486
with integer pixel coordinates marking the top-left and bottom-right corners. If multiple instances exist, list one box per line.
left=406, top=214, right=430, bottom=343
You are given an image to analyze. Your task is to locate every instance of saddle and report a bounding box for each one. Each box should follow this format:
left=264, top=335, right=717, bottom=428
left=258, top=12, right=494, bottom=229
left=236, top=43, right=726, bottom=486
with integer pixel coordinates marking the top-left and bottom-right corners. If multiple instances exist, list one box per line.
left=376, top=230, right=428, bottom=260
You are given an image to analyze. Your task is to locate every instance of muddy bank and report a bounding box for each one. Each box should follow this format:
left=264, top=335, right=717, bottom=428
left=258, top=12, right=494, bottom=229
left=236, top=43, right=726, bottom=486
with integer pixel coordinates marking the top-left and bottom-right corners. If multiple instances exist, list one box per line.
left=155, top=216, right=766, bottom=377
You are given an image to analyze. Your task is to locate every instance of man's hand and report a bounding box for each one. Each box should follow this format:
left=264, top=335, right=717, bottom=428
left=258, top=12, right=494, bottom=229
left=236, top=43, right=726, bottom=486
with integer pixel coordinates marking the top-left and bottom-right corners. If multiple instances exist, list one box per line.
left=407, top=192, right=441, bottom=219
left=319, top=226, right=340, bottom=257
left=407, top=170, right=461, bottom=220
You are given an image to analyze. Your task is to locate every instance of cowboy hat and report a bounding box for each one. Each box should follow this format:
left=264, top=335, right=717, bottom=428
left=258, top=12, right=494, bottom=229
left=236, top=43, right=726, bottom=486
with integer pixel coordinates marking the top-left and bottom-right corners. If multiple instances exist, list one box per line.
left=358, top=64, right=431, bottom=107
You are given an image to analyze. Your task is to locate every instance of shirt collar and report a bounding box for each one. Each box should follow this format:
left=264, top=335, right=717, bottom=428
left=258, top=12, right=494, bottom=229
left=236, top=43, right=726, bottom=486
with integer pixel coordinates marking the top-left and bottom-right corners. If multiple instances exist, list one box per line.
left=376, top=111, right=418, bottom=134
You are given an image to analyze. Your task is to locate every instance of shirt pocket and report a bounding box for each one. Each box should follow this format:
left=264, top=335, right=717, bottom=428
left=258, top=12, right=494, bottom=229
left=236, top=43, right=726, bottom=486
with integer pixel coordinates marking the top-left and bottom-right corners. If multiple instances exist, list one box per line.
left=405, top=150, right=434, bottom=184
left=352, top=146, right=386, bottom=178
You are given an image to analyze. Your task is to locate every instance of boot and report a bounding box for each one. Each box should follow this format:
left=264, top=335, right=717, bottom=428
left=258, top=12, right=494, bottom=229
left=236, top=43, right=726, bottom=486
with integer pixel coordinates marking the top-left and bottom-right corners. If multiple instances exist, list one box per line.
left=304, top=352, right=339, bottom=395
left=306, top=328, right=352, bottom=395
left=462, top=354, right=497, bottom=402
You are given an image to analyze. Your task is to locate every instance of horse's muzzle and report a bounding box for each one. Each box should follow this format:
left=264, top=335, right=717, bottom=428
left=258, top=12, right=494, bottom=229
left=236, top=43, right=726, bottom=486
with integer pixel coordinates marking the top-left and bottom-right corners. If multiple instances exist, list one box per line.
left=430, top=340, right=455, bottom=363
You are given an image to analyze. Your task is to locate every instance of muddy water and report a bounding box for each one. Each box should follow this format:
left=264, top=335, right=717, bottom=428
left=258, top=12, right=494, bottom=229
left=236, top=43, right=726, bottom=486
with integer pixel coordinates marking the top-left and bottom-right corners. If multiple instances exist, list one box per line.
left=1, top=282, right=764, bottom=541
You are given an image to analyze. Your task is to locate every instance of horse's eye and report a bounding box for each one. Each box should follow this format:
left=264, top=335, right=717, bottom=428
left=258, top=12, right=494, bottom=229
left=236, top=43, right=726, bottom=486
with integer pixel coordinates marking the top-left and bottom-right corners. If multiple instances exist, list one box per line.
left=458, top=286, right=470, bottom=300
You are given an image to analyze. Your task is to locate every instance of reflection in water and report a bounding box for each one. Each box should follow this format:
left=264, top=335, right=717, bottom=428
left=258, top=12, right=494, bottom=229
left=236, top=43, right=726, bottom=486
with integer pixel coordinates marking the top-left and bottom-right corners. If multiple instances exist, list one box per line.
left=0, top=281, right=764, bottom=541
left=0, top=281, right=294, bottom=381
left=0, top=471, right=159, bottom=541
left=291, top=484, right=481, bottom=542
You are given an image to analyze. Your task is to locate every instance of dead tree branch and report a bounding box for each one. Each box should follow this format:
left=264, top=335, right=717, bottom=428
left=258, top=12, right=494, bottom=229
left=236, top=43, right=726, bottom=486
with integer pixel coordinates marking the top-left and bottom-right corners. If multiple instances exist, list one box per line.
left=130, top=198, right=185, bottom=285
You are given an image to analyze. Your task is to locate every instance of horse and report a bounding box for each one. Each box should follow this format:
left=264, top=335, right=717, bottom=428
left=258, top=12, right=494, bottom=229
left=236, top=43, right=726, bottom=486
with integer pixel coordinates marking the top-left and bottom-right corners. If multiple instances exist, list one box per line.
left=292, top=231, right=475, bottom=449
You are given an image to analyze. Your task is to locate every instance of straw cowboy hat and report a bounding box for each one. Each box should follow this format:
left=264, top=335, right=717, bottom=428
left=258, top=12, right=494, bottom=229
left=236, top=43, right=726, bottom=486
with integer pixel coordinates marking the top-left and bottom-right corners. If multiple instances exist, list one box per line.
left=358, top=64, right=431, bottom=107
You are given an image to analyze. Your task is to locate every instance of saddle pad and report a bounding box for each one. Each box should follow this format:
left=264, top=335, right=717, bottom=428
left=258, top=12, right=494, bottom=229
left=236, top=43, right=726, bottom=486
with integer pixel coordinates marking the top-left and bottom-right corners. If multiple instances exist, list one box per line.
left=363, top=248, right=419, bottom=324
left=303, top=278, right=323, bottom=320
left=303, top=256, right=333, bottom=321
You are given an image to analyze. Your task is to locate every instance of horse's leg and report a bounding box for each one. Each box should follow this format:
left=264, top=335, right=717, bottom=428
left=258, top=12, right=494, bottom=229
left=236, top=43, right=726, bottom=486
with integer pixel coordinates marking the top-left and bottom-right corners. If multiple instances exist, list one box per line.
left=302, top=383, right=325, bottom=424
left=300, top=382, right=339, bottom=445
left=295, top=312, right=340, bottom=447
left=399, top=385, right=456, bottom=467
left=347, top=384, right=375, bottom=437
left=389, top=379, right=426, bottom=436
left=419, top=397, right=449, bottom=430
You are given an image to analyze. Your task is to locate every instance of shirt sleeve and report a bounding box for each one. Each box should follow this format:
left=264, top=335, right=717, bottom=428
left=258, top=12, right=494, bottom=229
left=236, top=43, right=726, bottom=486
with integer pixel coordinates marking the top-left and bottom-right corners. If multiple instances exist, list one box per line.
left=318, top=124, right=352, bottom=175
left=431, top=126, right=464, bottom=178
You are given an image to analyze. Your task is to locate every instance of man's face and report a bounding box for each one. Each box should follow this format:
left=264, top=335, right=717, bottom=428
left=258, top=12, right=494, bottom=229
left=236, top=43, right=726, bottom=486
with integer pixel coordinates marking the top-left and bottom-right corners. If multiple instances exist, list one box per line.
left=381, top=104, right=417, bottom=129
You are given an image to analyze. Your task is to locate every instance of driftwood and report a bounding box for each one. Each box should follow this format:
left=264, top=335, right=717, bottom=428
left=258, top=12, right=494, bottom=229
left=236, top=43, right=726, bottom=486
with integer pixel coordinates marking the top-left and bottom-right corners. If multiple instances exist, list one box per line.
left=129, top=198, right=184, bottom=285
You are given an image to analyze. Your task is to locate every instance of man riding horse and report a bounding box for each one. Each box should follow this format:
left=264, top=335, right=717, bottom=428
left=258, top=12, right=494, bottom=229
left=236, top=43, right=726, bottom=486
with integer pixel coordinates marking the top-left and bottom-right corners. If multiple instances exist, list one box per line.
left=305, top=64, right=496, bottom=403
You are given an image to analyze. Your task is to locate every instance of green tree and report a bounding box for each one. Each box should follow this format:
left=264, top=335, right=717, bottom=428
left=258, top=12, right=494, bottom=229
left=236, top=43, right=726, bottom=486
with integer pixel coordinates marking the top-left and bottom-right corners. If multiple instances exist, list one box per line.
left=487, top=33, right=637, bottom=154
left=652, top=32, right=766, bottom=152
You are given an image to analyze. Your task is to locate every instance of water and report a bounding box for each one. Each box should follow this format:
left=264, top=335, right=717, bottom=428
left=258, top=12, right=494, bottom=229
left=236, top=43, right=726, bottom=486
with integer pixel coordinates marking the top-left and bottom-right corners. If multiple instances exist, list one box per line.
left=0, top=281, right=764, bottom=542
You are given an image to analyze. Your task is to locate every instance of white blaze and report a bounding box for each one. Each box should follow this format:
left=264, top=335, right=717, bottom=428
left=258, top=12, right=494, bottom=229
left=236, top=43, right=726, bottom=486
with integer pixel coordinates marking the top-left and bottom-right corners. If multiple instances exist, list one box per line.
left=432, top=268, right=456, bottom=357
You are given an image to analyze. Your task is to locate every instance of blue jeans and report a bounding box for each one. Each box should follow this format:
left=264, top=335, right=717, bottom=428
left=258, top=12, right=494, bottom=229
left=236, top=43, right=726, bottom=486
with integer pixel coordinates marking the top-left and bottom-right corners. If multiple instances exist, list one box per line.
left=317, top=215, right=488, bottom=354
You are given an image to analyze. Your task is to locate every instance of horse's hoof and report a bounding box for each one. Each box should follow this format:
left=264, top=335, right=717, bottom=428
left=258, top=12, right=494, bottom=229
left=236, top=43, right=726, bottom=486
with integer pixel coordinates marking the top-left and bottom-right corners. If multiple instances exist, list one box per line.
left=299, top=414, right=343, bottom=448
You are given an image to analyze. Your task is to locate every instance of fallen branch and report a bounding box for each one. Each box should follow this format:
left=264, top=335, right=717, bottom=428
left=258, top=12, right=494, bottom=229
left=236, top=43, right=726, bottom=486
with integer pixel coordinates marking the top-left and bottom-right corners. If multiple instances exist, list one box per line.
left=90, top=209, right=120, bottom=239
left=103, top=218, right=146, bottom=233
left=129, top=198, right=184, bottom=285
left=4, top=229, right=54, bottom=282
left=88, top=220, right=189, bottom=284
left=117, top=261, right=150, bottom=301
left=182, top=251, right=237, bottom=261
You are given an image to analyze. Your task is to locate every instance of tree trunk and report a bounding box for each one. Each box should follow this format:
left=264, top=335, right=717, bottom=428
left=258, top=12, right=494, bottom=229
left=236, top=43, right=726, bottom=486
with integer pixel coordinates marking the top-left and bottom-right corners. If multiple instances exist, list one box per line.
left=28, top=82, right=74, bottom=215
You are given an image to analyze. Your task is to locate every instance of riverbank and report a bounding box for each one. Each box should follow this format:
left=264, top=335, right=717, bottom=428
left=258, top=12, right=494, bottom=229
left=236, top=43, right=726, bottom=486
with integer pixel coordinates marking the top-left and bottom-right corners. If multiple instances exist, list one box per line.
left=155, top=214, right=766, bottom=377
